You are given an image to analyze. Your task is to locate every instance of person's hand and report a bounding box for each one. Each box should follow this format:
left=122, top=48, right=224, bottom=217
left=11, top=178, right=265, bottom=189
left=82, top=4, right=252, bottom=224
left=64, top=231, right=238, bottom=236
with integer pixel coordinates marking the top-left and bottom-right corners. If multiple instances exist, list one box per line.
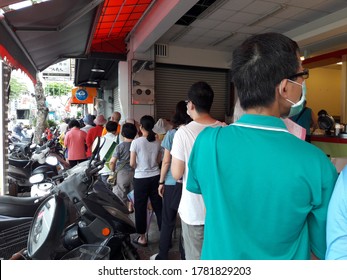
left=107, top=172, right=116, bottom=185
left=158, top=184, right=164, bottom=198
left=9, top=248, right=26, bottom=260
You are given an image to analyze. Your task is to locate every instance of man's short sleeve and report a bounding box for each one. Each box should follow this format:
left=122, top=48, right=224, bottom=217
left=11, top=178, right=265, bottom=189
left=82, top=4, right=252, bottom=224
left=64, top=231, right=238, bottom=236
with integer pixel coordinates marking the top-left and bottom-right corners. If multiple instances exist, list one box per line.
left=171, top=127, right=185, bottom=162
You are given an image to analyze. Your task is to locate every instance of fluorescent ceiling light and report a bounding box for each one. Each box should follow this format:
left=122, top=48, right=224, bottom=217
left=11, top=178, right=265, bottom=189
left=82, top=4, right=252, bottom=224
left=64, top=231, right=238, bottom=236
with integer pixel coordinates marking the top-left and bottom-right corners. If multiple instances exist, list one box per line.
left=337, top=62, right=342, bottom=65
left=9, top=1, right=32, bottom=10
left=248, top=5, right=287, bottom=26
left=210, top=33, right=235, bottom=46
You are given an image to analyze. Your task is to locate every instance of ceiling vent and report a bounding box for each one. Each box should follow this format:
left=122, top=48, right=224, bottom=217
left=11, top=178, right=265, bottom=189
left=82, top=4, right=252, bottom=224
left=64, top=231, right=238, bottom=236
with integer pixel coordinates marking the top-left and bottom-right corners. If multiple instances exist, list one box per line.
left=155, top=44, right=168, bottom=57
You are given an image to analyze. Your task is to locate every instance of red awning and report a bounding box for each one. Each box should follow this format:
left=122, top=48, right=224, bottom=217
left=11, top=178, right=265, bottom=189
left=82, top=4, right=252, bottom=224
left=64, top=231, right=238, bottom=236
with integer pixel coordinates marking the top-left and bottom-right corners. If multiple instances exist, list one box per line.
left=90, top=0, right=153, bottom=54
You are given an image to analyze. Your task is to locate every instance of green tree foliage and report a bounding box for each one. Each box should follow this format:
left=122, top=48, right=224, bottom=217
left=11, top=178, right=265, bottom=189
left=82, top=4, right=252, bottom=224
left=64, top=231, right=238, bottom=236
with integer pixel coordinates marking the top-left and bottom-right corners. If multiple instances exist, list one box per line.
left=45, top=82, right=73, bottom=97
left=9, top=76, right=29, bottom=100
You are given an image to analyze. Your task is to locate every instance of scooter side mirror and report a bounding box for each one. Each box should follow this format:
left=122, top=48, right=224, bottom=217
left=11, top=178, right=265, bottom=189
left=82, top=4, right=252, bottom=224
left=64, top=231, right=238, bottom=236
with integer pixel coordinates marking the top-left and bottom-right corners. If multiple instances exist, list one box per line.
left=46, top=156, right=58, bottom=166
left=29, top=173, right=45, bottom=184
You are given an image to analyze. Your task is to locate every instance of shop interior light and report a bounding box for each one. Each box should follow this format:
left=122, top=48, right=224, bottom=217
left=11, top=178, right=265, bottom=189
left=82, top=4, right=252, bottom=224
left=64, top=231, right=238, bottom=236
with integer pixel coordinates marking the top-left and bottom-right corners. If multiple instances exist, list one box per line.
left=91, top=68, right=105, bottom=73
left=87, top=80, right=98, bottom=85
left=90, top=65, right=105, bottom=73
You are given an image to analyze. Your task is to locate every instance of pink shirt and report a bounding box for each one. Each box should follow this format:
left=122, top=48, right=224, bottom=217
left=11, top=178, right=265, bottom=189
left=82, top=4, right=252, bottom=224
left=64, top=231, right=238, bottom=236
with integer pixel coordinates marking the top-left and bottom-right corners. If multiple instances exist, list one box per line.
left=64, top=127, right=87, bottom=160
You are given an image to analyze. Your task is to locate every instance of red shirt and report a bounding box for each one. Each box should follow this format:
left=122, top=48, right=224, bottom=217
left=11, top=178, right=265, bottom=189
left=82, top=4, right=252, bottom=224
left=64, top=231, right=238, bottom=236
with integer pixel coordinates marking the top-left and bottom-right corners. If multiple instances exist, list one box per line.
left=86, top=125, right=104, bottom=157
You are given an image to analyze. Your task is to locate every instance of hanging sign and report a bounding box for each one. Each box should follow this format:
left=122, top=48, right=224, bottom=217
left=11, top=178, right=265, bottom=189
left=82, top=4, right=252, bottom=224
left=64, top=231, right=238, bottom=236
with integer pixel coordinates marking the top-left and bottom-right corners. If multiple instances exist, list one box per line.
left=71, top=87, right=97, bottom=104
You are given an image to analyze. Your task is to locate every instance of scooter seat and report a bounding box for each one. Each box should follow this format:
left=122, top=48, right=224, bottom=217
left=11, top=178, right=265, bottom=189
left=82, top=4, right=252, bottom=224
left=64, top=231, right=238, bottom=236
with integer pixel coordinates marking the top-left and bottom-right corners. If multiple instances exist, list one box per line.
left=0, top=196, right=41, bottom=218
left=9, top=156, right=30, bottom=168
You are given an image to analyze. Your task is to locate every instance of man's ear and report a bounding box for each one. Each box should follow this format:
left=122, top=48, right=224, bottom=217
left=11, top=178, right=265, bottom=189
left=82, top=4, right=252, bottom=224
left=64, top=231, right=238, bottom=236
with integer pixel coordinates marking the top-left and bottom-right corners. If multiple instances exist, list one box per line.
left=278, top=79, right=289, bottom=98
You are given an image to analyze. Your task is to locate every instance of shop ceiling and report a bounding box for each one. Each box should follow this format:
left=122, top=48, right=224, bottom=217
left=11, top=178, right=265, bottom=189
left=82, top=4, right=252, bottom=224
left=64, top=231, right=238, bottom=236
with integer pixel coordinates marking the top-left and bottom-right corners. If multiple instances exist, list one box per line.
left=1, top=0, right=347, bottom=88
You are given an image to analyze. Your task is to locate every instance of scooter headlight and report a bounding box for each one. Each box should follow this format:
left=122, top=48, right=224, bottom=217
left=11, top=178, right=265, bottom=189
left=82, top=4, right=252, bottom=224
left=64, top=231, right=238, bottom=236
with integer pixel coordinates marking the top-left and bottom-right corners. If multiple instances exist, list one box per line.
left=29, top=173, right=45, bottom=184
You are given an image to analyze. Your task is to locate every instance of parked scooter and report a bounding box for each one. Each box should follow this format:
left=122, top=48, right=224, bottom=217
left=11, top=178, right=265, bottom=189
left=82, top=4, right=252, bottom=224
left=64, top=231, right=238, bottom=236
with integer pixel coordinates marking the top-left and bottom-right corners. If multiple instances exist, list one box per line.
left=4, top=137, right=139, bottom=260
left=8, top=138, right=68, bottom=196
left=0, top=155, right=65, bottom=259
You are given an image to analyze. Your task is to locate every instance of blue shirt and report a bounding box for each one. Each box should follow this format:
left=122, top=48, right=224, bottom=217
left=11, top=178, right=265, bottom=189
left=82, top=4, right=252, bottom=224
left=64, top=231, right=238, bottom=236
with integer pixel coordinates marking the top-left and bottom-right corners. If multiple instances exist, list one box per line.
left=187, top=114, right=337, bottom=260
left=326, top=165, right=347, bottom=259
left=161, top=129, right=177, bottom=186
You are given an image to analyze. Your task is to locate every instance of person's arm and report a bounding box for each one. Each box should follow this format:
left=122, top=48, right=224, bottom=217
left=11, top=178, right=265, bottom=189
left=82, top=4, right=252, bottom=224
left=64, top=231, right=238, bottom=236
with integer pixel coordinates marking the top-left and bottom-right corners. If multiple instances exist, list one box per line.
left=158, top=149, right=171, bottom=197
left=171, top=157, right=185, bottom=181
left=63, top=132, right=69, bottom=147
left=130, top=151, right=136, bottom=169
left=326, top=167, right=347, bottom=260
left=109, top=157, right=118, bottom=172
left=170, top=128, right=185, bottom=180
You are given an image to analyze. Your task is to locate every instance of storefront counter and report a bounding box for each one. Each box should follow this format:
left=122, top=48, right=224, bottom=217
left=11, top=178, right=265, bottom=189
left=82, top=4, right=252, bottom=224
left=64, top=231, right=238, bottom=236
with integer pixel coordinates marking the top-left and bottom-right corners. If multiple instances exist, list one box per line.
left=310, top=135, right=347, bottom=157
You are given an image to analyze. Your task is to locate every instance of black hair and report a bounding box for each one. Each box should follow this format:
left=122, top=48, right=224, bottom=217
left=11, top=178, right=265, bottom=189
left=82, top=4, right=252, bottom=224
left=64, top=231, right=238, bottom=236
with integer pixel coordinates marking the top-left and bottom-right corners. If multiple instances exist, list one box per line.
left=140, top=115, right=156, bottom=142
left=121, top=123, right=138, bottom=139
left=187, top=81, right=214, bottom=113
left=171, top=100, right=192, bottom=128
left=105, top=121, right=118, bottom=133
left=231, top=33, right=300, bottom=111
left=68, top=119, right=80, bottom=129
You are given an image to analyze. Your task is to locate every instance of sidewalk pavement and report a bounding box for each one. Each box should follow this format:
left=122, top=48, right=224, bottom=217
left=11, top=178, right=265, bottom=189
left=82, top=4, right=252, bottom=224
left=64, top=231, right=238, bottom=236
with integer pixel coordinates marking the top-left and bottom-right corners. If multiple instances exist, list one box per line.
left=129, top=213, right=182, bottom=260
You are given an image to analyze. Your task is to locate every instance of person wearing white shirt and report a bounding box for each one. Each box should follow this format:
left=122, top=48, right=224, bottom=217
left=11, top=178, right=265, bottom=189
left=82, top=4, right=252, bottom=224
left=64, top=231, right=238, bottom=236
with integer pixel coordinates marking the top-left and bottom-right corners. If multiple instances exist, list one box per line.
left=170, top=81, right=226, bottom=260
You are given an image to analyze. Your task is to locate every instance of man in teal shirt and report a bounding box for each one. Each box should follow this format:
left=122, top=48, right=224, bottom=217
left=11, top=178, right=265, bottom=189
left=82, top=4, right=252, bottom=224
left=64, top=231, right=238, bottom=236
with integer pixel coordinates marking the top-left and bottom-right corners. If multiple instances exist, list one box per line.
left=187, top=33, right=337, bottom=260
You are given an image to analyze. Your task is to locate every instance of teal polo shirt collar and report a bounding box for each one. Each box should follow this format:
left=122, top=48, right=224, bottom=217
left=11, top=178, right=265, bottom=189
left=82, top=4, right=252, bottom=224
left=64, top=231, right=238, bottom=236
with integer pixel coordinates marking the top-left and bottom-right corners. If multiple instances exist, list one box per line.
left=233, top=114, right=289, bottom=133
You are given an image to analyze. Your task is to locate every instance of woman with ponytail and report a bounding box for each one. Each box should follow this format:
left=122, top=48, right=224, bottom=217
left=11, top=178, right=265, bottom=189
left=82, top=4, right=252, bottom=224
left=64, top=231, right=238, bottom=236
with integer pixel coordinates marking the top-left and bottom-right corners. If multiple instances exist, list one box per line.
left=130, top=115, right=163, bottom=247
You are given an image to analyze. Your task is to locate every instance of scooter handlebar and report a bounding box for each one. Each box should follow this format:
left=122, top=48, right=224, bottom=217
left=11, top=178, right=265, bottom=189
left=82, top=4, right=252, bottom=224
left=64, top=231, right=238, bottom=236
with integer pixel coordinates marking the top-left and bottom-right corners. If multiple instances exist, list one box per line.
left=85, top=160, right=105, bottom=177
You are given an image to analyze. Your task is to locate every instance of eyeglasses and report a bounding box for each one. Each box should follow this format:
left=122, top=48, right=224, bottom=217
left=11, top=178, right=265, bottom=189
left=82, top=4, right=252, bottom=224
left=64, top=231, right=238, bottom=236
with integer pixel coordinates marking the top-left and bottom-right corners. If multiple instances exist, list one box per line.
left=288, top=69, right=309, bottom=80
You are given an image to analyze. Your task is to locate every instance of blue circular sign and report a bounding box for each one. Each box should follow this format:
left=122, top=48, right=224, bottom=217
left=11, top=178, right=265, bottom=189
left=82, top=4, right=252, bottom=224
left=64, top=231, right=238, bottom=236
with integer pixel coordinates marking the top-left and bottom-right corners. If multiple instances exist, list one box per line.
left=75, top=89, right=88, bottom=101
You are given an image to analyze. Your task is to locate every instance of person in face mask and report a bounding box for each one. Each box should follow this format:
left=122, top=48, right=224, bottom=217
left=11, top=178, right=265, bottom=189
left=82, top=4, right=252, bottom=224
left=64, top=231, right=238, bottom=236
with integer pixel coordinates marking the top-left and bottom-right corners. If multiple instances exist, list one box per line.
left=282, top=71, right=318, bottom=140
left=186, top=32, right=337, bottom=260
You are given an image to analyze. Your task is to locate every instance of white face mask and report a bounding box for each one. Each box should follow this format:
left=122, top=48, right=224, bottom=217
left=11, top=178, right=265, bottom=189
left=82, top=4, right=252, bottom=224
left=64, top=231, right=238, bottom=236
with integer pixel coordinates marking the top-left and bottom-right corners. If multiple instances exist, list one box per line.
left=280, top=80, right=307, bottom=118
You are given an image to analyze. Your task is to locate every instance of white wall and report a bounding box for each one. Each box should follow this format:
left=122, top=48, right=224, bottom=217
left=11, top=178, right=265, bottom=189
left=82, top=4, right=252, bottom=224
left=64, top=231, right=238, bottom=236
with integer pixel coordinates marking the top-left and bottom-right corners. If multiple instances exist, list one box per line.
left=156, top=45, right=230, bottom=69
left=122, top=44, right=156, bottom=122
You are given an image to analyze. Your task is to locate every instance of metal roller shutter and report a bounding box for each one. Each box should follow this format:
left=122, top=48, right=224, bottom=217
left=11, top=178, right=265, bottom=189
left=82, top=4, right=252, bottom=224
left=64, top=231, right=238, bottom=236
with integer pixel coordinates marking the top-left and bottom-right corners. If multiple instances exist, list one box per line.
left=155, top=64, right=229, bottom=122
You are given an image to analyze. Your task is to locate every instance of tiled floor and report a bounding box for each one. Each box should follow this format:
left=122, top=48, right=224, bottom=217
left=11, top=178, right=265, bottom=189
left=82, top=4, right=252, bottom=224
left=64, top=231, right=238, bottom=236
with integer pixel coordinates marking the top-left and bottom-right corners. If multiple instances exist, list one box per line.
left=129, top=212, right=182, bottom=260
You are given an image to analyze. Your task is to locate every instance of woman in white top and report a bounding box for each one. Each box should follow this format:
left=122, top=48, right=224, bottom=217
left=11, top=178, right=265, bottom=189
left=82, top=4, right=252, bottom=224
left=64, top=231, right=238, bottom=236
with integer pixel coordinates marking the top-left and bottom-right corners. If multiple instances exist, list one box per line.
left=130, top=115, right=162, bottom=247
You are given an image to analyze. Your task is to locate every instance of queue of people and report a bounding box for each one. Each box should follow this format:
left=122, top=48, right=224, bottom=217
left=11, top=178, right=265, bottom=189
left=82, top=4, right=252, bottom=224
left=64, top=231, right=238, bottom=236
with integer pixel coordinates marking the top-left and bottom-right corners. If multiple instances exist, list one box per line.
left=130, top=32, right=344, bottom=261
left=52, top=32, right=347, bottom=261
